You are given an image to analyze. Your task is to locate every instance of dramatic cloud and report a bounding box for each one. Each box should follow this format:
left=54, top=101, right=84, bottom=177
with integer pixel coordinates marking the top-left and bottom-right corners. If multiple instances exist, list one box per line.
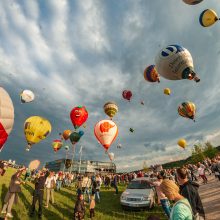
left=0, top=0, right=220, bottom=172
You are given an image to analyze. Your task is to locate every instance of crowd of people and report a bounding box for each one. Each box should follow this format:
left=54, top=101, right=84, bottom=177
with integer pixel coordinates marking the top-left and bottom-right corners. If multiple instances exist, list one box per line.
left=0, top=155, right=220, bottom=219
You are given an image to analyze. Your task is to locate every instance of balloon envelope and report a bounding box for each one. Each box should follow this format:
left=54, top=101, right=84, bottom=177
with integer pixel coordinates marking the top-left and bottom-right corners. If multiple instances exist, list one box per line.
left=199, top=9, right=219, bottom=27
left=20, top=90, right=35, bottom=103
left=178, top=102, right=196, bottom=121
left=24, top=116, right=52, bottom=151
left=178, top=139, right=187, bottom=149
left=164, top=88, right=171, bottom=95
left=103, top=102, right=118, bottom=119
left=70, top=106, right=88, bottom=129
left=122, top=90, right=132, bottom=101
left=155, top=45, right=200, bottom=82
left=108, top=152, right=114, bottom=161
left=94, top=120, right=118, bottom=151
left=62, top=130, right=72, bottom=140
left=52, top=139, right=63, bottom=152
left=0, top=87, right=14, bottom=151
left=69, top=131, right=81, bottom=144
left=143, top=65, right=160, bottom=83
left=182, top=0, right=203, bottom=5
left=29, top=160, right=40, bottom=170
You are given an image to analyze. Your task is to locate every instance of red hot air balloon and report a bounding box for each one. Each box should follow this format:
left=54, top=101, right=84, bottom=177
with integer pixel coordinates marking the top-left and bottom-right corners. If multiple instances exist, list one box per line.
left=70, top=106, right=88, bottom=129
left=0, top=87, right=14, bottom=151
left=122, top=90, right=132, bottom=101
left=94, top=119, right=118, bottom=151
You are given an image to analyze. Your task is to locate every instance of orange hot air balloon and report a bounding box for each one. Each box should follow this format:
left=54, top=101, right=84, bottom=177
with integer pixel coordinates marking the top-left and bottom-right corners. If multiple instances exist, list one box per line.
left=94, top=119, right=118, bottom=151
left=62, top=130, right=72, bottom=140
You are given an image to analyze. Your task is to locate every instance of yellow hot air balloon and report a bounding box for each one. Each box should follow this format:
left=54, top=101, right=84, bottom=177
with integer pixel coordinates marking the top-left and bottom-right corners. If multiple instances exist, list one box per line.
left=199, top=9, right=219, bottom=27
left=103, top=102, right=118, bottom=119
left=24, top=116, right=52, bottom=151
left=178, top=139, right=187, bottom=149
left=164, top=88, right=171, bottom=96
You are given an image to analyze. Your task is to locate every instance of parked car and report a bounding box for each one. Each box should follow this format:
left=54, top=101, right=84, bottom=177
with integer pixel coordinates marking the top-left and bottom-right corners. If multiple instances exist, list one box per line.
left=120, top=177, right=156, bottom=210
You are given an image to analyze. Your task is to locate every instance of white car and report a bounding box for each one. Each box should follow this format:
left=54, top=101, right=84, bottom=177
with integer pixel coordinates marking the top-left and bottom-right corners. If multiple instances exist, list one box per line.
left=120, top=177, right=156, bottom=209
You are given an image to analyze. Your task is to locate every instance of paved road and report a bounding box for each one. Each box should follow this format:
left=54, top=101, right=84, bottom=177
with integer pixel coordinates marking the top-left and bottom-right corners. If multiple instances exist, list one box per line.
left=199, top=175, right=220, bottom=220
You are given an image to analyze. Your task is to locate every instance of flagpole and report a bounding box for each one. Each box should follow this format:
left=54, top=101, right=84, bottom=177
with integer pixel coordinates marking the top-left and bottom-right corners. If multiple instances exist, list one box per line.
left=78, top=146, right=83, bottom=174
left=70, top=144, right=76, bottom=173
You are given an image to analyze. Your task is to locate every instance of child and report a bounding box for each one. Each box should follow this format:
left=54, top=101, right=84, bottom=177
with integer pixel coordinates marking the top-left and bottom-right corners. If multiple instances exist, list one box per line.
left=89, top=195, right=95, bottom=219
left=74, top=194, right=85, bottom=220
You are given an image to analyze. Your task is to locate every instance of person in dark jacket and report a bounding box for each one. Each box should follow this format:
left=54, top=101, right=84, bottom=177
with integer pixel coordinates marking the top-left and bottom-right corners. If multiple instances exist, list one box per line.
left=30, top=171, right=46, bottom=219
left=74, top=194, right=85, bottom=220
left=176, top=168, right=205, bottom=219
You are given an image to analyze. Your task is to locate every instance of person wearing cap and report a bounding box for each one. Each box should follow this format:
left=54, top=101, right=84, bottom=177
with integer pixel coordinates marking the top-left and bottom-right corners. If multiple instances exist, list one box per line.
left=1, top=167, right=26, bottom=218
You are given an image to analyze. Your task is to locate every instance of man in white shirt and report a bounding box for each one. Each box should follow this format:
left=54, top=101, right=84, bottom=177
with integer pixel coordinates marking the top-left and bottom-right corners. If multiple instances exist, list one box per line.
left=198, top=164, right=208, bottom=184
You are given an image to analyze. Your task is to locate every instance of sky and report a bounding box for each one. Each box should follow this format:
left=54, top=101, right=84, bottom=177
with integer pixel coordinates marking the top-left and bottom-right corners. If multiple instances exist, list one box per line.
left=0, top=0, right=220, bottom=172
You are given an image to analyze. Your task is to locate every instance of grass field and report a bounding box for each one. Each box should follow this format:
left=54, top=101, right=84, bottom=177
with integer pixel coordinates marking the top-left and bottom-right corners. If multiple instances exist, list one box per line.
left=0, top=168, right=166, bottom=220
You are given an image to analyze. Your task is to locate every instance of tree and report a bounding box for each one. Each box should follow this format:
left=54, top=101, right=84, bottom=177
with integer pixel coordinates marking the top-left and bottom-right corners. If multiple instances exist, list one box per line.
left=203, top=142, right=218, bottom=159
left=190, top=143, right=205, bottom=164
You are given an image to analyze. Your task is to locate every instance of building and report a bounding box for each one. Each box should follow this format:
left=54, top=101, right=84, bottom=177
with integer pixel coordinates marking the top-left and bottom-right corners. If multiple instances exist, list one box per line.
left=45, top=158, right=116, bottom=174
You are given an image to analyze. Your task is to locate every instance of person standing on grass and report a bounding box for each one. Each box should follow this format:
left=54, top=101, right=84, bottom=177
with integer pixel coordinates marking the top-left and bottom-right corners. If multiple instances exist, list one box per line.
left=113, top=174, right=119, bottom=195
left=74, top=194, right=86, bottom=220
left=89, top=194, right=95, bottom=219
left=198, top=163, right=208, bottom=184
left=45, top=171, right=56, bottom=208
left=30, top=170, right=46, bottom=219
left=1, top=167, right=26, bottom=219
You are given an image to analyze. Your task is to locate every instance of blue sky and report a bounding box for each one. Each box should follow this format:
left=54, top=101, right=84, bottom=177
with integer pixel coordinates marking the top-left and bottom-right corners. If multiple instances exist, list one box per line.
left=0, top=0, right=220, bottom=172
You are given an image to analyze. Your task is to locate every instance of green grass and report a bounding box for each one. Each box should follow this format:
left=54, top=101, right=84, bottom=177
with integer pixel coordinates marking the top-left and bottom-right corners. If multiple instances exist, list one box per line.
left=0, top=168, right=166, bottom=220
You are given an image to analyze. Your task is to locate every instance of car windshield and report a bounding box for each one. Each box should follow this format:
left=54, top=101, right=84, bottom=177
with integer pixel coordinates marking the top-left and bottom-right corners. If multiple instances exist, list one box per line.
left=127, top=180, right=151, bottom=189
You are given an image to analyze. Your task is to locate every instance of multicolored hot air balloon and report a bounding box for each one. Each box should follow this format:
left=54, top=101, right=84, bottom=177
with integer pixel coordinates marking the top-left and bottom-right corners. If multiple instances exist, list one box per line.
left=20, top=90, right=35, bottom=103
left=69, top=130, right=84, bottom=145
left=178, top=102, right=196, bottom=121
left=70, top=106, right=88, bottom=129
left=52, top=140, right=63, bottom=152
left=164, top=88, right=171, bottom=96
left=24, top=116, right=52, bottom=151
left=182, top=0, right=203, bottom=5
left=103, top=102, right=118, bottom=119
left=143, top=65, right=160, bottom=83
left=62, top=130, right=72, bottom=141
left=94, top=120, right=118, bottom=152
left=0, top=87, right=14, bottom=151
left=122, top=90, right=132, bottom=101
left=199, top=9, right=219, bottom=27
left=155, top=45, right=200, bottom=83
left=178, top=139, right=187, bottom=149
left=108, top=152, right=114, bottom=161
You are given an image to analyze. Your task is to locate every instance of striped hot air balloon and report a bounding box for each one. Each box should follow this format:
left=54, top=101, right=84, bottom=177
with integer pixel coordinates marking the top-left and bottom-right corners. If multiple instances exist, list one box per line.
left=103, top=102, right=118, bottom=119
left=0, top=87, right=14, bottom=151
left=178, top=102, right=196, bottom=121
left=143, top=65, right=160, bottom=83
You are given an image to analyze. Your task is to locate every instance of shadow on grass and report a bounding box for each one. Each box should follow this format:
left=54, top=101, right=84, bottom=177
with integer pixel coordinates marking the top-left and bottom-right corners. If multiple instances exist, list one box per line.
left=1, top=184, right=7, bottom=204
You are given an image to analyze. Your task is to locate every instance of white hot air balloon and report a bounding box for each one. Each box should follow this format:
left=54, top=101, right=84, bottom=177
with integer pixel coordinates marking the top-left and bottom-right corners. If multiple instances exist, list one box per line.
left=0, top=87, right=14, bottom=151
left=20, top=90, right=35, bottom=103
left=108, top=152, right=114, bottom=161
left=155, top=45, right=200, bottom=83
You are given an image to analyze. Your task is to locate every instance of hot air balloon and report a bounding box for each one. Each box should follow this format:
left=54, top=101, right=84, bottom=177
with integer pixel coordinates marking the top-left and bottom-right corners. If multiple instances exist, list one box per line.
left=103, top=102, right=118, bottom=119
left=24, top=116, right=52, bottom=151
left=0, top=87, right=14, bottom=151
left=178, top=102, right=196, bottom=121
left=65, top=159, right=72, bottom=169
left=143, top=65, right=160, bottom=83
left=52, top=140, right=63, bottom=152
left=140, top=101, right=145, bottom=105
left=70, top=106, right=88, bottom=129
left=164, top=88, right=171, bottom=96
left=69, top=131, right=84, bottom=145
left=199, top=9, right=219, bottom=27
left=178, top=139, right=187, bottom=149
left=20, top=90, right=35, bottom=103
left=108, top=152, right=114, bottom=161
left=122, top=90, right=132, bottom=101
left=62, top=130, right=72, bottom=141
left=65, top=145, right=69, bottom=151
left=117, top=143, right=122, bottom=149
left=129, top=128, right=134, bottom=133
left=155, top=45, right=200, bottom=83
left=29, top=160, right=40, bottom=170
left=94, top=120, right=118, bottom=151
left=182, top=0, right=203, bottom=5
